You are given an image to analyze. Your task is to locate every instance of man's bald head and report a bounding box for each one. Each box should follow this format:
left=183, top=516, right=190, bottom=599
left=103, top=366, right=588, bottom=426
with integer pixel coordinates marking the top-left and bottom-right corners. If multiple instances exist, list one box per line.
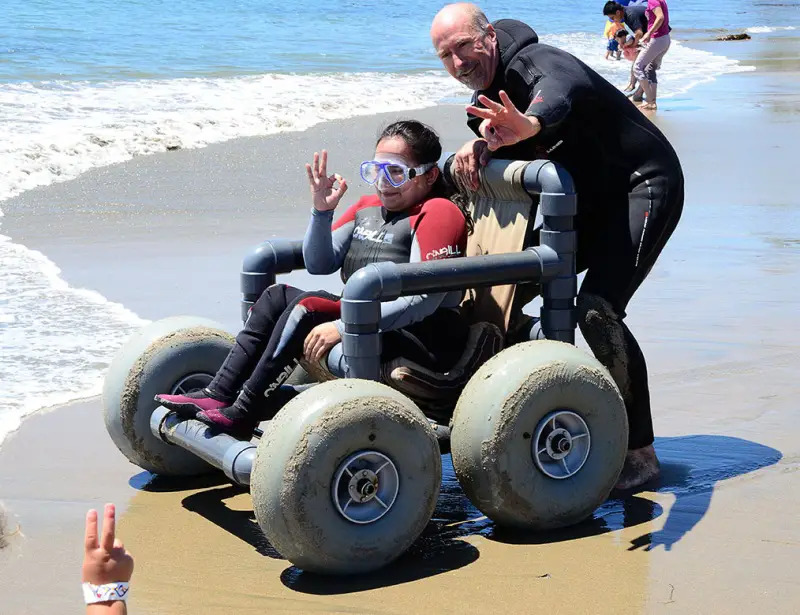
left=431, top=3, right=497, bottom=91
left=431, top=3, right=490, bottom=39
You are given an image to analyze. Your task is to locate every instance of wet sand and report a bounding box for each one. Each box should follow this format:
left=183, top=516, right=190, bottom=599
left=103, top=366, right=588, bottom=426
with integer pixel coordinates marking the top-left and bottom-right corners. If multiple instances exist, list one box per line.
left=2, top=36, right=800, bottom=613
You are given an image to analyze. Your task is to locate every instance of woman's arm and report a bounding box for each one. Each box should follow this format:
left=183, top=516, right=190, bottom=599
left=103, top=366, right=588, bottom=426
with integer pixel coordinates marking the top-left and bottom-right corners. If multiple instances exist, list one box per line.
left=302, top=208, right=353, bottom=274
left=641, top=6, right=664, bottom=43
left=302, top=149, right=351, bottom=273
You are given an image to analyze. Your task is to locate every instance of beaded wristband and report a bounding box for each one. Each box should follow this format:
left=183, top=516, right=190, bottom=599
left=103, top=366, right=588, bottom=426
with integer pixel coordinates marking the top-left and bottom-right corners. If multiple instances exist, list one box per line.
left=82, top=582, right=130, bottom=604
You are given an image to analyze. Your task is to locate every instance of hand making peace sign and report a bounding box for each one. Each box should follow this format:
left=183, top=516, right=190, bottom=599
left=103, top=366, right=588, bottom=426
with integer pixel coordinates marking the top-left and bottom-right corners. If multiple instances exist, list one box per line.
left=305, top=149, right=348, bottom=212
left=82, top=503, right=134, bottom=586
left=465, top=90, right=541, bottom=151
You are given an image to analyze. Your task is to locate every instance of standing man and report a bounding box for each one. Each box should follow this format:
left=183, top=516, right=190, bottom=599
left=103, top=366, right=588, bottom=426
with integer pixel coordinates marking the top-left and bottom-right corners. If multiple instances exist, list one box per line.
left=430, top=3, right=684, bottom=490
left=604, top=0, right=648, bottom=43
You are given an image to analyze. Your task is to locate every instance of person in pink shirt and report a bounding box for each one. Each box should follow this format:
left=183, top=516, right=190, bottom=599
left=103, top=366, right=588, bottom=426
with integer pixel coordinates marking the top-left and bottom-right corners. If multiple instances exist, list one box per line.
left=632, top=0, right=671, bottom=111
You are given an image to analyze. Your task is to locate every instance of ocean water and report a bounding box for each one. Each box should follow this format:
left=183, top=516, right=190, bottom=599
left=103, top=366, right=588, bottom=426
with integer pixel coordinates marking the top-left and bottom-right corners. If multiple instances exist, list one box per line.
left=0, top=0, right=791, bottom=444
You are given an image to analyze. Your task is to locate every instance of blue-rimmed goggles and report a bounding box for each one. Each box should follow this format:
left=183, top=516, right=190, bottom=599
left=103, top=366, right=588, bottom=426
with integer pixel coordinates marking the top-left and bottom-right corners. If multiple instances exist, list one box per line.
left=360, top=160, right=436, bottom=188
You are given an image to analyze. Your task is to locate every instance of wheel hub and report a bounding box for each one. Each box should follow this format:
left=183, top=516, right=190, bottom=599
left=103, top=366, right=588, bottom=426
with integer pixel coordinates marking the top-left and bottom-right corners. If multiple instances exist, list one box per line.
left=170, top=372, right=215, bottom=395
left=546, top=428, right=573, bottom=459
left=332, top=451, right=399, bottom=524
left=349, top=470, right=379, bottom=503
left=532, top=410, right=591, bottom=479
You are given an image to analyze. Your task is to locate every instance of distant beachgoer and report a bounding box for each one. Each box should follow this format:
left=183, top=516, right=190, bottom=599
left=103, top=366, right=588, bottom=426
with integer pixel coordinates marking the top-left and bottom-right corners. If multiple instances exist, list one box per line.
left=154, top=120, right=470, bottom=435
left=83, top=504, right=134, bottom=615
left=620, top=33, right=639, bottom=62
left=604, top=19, right=627, bottom=60
left=604, top=1, right=648, bottom=45
left=430, top=3, right=685, bottom=490
left=618, top=32, right=641, bottom=91
left=632, top=0, right=672, bottom=110
left=603, top=1, right=648, bottom=94
left=604, top=0, right=672, bottom=109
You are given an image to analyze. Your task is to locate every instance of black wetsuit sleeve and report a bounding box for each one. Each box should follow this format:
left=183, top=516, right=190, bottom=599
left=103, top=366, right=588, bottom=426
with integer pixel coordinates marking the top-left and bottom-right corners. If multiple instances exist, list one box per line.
left=302, top=208, right=353, bottom=274
left=466, top=91, right=483, bottom=137
left=512, top=48, right=589, bottom=131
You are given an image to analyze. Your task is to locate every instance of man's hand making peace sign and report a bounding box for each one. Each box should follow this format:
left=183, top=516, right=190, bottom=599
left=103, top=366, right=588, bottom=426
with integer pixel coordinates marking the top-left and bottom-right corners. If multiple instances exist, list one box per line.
left=465, top=90, right=542, bottom=151
left=453, top=90, right=543, bottom=190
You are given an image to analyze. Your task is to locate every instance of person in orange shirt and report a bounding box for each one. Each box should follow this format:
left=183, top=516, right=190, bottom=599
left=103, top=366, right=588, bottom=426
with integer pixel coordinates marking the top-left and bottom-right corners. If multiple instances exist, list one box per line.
left=603, top=18, right=627, bottom=60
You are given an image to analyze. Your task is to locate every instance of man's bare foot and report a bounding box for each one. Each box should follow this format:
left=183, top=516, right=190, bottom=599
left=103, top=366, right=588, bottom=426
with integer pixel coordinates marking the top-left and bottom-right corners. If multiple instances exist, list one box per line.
left=638, top=101, right=658, bottom=111
left=615, top=444, right=661, bottom=490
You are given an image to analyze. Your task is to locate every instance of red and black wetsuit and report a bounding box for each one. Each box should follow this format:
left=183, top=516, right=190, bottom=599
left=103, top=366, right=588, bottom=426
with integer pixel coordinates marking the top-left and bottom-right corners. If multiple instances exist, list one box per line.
left=468, top=20, right=685, bottom=450
left=208, top=195, right=469, bottom=416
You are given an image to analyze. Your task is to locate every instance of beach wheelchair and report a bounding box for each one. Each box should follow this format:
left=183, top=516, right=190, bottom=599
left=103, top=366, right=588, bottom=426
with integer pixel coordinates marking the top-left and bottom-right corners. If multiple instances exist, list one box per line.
left=102, top=157, right=628, bottom=575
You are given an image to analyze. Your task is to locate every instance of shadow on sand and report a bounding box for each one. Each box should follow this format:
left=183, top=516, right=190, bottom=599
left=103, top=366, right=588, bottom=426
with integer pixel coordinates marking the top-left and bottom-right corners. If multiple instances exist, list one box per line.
left=484, top=434, right=782, bottom=552
left=128, top=433, right=780, bottom=593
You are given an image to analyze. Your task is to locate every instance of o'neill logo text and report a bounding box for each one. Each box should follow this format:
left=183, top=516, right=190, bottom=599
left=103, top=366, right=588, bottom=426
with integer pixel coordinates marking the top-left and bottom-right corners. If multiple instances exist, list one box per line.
left=426, top=245, right=462, bottom=260
left=265, top=358, right=300, bottom=396
left=353, top=225, right=394, bottom=244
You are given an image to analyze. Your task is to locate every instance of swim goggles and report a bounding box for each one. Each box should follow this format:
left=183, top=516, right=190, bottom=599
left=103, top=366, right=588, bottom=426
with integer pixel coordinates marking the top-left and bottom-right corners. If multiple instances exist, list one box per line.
left=360, top=160, right=436, bottom=188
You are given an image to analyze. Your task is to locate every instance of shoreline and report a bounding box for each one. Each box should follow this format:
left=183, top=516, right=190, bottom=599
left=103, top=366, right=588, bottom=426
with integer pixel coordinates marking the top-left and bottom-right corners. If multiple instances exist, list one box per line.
left=2, top=32, right=800, bottom=613
left=0, top=33, right=781, bottom=451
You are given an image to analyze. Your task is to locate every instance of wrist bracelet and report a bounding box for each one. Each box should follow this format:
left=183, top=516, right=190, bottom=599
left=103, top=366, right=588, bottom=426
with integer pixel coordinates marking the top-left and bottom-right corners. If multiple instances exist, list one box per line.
left=82, top=582, right=130, bottom=604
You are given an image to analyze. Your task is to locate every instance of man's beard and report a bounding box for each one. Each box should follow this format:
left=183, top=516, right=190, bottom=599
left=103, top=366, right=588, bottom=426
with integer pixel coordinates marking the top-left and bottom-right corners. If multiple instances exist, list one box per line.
left=456, top=64, right=485, bottom=90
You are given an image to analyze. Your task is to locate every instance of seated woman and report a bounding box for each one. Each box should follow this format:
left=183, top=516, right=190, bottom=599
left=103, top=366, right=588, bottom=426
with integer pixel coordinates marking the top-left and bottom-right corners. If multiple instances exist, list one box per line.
left=155, top=120, right=471, bottom=436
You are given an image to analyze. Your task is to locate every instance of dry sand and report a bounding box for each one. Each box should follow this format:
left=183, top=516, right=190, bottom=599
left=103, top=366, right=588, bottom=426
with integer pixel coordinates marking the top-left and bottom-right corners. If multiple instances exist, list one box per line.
left=1, top=36, right=800, bottom=614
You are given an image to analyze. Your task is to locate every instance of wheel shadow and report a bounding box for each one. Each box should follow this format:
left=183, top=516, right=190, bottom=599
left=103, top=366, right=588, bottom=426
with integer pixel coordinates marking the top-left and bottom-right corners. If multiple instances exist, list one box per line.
left=482, top=434, right=782, bottom=551
left=128, top=470, right=228, bottom=492
left=280, top=532, right=479, bottom=594
left=129, top=434, right=781, bottom=594
left=181, top=485, right=284, bottom=559
left=129, top=471, right=283, bottom=558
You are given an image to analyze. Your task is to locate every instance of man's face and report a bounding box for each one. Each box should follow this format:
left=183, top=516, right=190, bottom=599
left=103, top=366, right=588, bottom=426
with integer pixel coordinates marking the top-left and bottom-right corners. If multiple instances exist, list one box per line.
left=432, top=21, right=497, bottom=91
left=612, top=9, right=624, bottom=23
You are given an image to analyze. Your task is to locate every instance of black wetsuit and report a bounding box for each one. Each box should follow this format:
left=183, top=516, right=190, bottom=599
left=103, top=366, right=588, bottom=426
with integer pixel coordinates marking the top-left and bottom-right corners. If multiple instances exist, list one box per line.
left=208, top=195, right=469, bottom=417
left=468, top=19, right=684, bottom=449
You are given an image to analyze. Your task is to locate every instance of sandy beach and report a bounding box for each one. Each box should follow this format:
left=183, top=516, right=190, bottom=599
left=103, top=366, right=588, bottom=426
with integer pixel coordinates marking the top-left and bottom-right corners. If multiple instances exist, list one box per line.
left=2, top=33, right=799, bottom=614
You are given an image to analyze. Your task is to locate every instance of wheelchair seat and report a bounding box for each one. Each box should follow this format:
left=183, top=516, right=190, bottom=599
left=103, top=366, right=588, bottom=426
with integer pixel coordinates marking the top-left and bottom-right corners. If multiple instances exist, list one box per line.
left=300, top=158, right=539, bottom=419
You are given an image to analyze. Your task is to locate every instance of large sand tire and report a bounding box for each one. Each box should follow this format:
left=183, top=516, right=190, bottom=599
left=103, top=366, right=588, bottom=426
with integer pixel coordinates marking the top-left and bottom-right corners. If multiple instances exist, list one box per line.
left=103, top=316, right=234, bottom=476
left=251, top=379, right=441, bottom=575
left=451, top=340, right=628, bottom=530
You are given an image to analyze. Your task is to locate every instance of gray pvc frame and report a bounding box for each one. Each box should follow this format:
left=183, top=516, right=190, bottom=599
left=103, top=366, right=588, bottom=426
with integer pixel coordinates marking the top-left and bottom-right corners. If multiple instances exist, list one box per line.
left=240, top=156, right=577, bottom=380
left=152, top=157, right=576, bottom=487
left=151, top=407, right=256, bottom=485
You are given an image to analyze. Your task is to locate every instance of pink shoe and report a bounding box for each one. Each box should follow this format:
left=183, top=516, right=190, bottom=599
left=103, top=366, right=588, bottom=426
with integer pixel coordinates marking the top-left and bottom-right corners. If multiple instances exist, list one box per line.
left=154, top=390, right=231, bottom=418
left=197, top=407, right=259, bottom=439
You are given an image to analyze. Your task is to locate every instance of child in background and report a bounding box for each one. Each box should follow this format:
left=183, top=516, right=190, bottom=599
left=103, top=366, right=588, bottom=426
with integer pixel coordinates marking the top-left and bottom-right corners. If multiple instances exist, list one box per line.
left=604, top=19, right=626, bottom=60
left=620, top=31, right=639, bottom=61
left=618, top=32, right=640, bottom=91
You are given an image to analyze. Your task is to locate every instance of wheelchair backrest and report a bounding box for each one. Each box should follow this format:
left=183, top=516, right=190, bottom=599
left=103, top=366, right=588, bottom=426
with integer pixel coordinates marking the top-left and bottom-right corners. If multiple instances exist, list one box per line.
left=455, top=159, right=539, bottom=333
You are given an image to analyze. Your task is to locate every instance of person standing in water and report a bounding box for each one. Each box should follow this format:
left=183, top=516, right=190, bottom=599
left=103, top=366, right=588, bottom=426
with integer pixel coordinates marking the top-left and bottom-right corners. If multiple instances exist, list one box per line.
left=633, top=0, right=672, bottom=110
left=430, top=3, right=684, bottom=490
left=603, top=1, right=648, bottom=94
left=604, top=0, right=671, bottom=107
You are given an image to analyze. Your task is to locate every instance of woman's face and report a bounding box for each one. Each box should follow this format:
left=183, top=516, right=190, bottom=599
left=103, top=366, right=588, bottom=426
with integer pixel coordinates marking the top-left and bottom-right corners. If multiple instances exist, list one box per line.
left=372, top=136, right=439, bottom=211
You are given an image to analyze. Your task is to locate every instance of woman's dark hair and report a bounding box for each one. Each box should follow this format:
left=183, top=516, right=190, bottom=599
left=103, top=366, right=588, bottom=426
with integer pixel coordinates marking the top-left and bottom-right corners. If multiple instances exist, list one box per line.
left=377, top=120, right=473, bottom=234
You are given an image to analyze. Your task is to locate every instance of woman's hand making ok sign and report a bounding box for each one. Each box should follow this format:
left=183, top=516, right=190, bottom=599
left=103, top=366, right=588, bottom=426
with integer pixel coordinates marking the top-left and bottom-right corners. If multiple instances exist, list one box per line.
left=305, top=149, right=348, bottom=212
